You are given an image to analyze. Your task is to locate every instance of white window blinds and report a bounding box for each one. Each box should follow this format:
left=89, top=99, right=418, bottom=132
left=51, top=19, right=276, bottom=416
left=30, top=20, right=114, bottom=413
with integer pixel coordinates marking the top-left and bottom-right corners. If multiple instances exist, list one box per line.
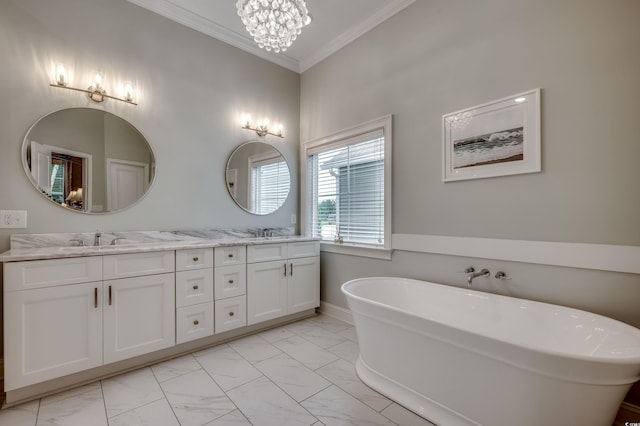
left=306, top=129, right=385, bottom=247
left=251, top=157, right=290, bottom=215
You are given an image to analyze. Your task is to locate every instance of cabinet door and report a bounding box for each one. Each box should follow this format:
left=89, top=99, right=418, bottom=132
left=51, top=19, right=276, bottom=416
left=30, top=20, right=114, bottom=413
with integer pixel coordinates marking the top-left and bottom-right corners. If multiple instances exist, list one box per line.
left=103, top=273, right=175, bottom=364
left=247, top=260, right=287, bottom=325
left=4, top=283, right=102, bottom=391
left=287, top=256, right=320, bottom=314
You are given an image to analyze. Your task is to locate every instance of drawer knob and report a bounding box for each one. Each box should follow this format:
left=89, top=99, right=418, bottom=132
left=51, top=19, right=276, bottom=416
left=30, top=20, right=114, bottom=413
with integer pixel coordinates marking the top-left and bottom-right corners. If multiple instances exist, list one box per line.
left=193, top=256, right=199, bottom=262
left=228, top=253, right=234, bottom=258
left=229, top=311, right=234, bottom=317
left=229, top=279, right=234, bottom=284
left=193, top=285, right=199, bottom=290
left=193, top=319, right=199, bottom=325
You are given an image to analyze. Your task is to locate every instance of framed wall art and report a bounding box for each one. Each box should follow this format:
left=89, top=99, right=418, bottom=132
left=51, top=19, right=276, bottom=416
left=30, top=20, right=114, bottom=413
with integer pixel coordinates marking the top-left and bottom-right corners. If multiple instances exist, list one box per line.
left=443, top=88, right=541, bottom=182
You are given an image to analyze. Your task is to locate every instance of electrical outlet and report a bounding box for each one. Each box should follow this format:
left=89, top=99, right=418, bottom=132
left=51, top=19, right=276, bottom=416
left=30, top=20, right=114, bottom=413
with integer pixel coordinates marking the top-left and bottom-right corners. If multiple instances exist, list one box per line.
left=0, top=210, right=28, bottom=228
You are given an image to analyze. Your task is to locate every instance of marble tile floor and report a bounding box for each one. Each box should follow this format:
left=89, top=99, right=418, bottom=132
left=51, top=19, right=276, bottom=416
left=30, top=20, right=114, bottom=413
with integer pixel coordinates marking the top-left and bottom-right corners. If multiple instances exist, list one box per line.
left=0, top=314, right=435, bottom=426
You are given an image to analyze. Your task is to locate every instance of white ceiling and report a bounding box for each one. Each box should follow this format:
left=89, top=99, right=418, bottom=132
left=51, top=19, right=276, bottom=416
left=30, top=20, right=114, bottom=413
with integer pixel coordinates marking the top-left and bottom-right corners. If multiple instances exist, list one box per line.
left=127, top=0, right=415, bottom=73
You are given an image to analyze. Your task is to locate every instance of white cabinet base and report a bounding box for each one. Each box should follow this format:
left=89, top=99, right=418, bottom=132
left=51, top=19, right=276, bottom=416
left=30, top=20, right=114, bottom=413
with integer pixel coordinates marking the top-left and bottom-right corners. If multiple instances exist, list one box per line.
left=4, top=283, right=102, bottom=391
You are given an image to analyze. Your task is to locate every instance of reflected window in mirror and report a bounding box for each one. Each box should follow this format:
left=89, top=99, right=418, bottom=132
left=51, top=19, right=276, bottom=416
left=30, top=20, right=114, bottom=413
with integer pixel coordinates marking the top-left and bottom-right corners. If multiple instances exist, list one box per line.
left=250, top=154, right=290, bottom=214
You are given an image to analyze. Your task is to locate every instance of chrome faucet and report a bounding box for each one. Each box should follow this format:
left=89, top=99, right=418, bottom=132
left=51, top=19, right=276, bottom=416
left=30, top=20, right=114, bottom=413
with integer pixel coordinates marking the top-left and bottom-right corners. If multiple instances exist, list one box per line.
left=260, top=228, right=273, bottom=238
left=94, top=231, right=101, bottom=246
left=467, top=268, right=490, bottom=286
left=110, top=237, right=126, bottom=246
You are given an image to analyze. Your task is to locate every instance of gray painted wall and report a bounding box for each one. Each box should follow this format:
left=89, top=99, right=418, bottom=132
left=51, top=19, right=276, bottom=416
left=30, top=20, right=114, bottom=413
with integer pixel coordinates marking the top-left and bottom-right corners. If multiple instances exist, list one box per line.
left=300, top=0, right=640, bottom=328
left=0, top=0, right=300, bottom=356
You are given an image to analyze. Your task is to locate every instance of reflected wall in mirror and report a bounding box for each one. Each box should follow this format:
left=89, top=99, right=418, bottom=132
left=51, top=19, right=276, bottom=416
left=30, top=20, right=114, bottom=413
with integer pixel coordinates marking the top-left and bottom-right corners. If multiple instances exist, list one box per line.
left=23, top=108, right=155, bottom=214
left=226, top=141, right=291, bottom=215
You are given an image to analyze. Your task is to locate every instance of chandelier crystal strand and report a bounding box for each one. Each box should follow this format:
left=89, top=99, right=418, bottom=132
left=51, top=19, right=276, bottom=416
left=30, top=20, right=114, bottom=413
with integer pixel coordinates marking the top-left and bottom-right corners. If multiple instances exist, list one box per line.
left=237, top=0, right=309, bottom=53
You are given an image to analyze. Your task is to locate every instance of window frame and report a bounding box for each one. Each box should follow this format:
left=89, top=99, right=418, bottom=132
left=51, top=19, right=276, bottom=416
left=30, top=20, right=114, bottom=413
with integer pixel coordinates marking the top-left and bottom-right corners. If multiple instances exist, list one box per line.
left=301, top=114, right=392, bottom=259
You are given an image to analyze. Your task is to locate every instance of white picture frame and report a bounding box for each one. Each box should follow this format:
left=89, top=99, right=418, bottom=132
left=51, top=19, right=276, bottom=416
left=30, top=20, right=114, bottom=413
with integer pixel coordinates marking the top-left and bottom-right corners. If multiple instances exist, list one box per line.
left=443, top=88, right=541, bottom=182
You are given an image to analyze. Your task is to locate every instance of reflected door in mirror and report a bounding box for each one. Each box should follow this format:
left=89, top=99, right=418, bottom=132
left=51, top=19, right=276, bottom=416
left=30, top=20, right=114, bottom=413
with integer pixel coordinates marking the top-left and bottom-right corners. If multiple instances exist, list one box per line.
left=23, top=108, right=155, bottom=214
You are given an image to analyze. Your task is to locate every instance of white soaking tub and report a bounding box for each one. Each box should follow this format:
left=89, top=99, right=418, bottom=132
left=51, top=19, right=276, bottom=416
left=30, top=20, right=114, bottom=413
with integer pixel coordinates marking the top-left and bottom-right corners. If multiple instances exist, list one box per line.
left=341, top=277, right=640, bottom=426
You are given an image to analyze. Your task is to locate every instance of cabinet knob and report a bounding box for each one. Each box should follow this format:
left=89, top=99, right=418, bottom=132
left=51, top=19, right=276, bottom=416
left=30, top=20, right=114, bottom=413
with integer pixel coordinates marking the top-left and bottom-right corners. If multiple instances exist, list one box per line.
left=229, top=311, right=234, bottom=317
left=228, top=253, right=234, bottom=258
left=193, top=319, right=199, bottom=325
left=193, top=285, right=199, bottom=290
left=193, top=256, right=199, bottom=262
left=229, top=279, right=234, bottom=284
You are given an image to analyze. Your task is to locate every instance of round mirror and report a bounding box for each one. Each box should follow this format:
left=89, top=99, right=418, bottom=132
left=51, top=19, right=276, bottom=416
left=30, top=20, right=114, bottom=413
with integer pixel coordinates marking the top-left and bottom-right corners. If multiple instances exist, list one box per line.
left=226, top=141, right=290, bottom=215
left=23, top=108, right=155, bottom=214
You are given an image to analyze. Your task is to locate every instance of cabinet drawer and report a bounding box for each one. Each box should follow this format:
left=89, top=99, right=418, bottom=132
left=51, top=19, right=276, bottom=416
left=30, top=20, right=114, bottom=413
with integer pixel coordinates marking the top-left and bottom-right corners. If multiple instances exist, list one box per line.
left=287, top=241, right=320, bottom=259
left=176, top=269, right=214, bottom=308
left=176, top=302, right=214, bottom=344
left=214, top=265, right=246, bottom=300
left=103, top=251, right=174, bottom=280
left=247, top=243, right=286, bottom=263
left=214, top=246, right=246, bottom=266
left=176, top=248, right=214, bottom=271
left=4, top=257, right=102, bottom=291
left=215, top=296, right=246, bottom=333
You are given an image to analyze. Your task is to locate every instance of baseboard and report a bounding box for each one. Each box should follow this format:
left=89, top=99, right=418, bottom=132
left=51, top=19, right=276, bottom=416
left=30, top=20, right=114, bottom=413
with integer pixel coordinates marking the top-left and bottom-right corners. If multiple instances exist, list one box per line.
left=319, top=301, right=353, bottom=324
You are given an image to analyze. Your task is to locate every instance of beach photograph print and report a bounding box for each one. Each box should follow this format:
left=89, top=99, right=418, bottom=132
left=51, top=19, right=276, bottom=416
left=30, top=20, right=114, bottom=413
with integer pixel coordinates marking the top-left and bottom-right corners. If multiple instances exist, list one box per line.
left=442, top=88, right=541, bottom=182
left=452, top=126, right=523, bottom=169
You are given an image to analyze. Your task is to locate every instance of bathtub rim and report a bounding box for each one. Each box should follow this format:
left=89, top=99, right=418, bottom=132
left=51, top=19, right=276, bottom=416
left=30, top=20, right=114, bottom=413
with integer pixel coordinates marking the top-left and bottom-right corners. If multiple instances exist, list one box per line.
left=341, top=276, right=640, bottom=369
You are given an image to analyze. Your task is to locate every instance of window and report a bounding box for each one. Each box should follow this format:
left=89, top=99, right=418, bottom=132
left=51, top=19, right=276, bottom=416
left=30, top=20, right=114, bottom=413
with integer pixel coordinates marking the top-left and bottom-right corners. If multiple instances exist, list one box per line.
left=249, top=153, right=290, bottom=215
left=302, top=115, right=392, bottom=258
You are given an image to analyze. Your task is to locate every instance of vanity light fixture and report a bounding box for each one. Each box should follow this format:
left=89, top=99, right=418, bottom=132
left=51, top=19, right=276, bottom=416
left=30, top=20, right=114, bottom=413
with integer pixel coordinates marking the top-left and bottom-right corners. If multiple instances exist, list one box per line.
left=50, top=64, right=138, bottom=106
left=241, top=115, right=284, bottom=138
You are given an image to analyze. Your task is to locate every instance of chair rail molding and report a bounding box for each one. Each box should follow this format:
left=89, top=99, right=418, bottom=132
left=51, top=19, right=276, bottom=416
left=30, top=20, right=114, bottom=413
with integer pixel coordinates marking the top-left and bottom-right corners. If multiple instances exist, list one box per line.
left=392, top=234, right=640, bottom=274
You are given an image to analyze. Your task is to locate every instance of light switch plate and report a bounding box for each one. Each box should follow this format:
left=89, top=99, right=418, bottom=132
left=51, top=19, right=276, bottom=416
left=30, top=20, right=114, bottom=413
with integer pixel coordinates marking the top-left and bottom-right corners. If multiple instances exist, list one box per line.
left=0, top=210, right=28, bottom=228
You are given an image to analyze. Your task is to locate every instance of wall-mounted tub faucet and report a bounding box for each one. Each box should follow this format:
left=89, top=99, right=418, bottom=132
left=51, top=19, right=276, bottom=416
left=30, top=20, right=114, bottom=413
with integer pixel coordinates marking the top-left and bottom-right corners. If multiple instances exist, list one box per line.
left=467, top=268, right=490, bottom=286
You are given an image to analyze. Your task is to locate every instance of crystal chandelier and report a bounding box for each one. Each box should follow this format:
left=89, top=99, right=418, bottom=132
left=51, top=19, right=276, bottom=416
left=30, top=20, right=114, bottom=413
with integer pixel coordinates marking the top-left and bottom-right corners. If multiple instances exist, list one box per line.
left=236, top=0, right=310, bottom=53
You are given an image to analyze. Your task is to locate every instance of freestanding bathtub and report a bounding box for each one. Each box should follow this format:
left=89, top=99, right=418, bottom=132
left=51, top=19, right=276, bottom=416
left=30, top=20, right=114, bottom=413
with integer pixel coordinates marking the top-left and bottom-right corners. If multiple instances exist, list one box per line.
left=341, top=277, right=640, bottom=426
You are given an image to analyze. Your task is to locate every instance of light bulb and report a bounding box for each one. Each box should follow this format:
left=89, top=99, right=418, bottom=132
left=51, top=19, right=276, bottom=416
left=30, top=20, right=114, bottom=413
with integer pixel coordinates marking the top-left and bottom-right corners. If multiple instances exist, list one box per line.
left=93, top=72, right=103, bottom=89
left=55, top=64, right=68, bottom=86
left=123, top=83, right=134, bottom=102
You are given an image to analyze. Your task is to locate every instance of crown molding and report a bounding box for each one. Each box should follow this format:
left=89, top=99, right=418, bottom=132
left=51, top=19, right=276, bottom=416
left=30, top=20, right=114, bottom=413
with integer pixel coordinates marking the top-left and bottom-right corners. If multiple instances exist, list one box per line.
left=127, top=0, right=300, bottom=72
left=128, top=0, right=415, bottom=74
left=298, top=0, right=416, bottom=72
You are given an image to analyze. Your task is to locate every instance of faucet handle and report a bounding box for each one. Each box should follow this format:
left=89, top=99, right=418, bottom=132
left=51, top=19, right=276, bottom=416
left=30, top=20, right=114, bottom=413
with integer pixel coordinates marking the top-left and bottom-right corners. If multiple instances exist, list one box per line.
left=69, top=238, right=85, bottom=247
left=458, top=267, right=475, bottom=274
left=495, top=271, right=511, bottom=280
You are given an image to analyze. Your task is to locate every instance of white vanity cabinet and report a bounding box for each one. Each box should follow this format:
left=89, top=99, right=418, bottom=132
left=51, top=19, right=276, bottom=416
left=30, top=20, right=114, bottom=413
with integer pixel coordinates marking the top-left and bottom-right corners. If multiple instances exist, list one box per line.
left=175, top=248, right=214, bottom=344
left=4, top=257, right=104, bottom=390
left=246, top=241, right=320, bottom=325
left=102, top=251, right=175, bottom=363
left=2, top=237, right=319, bottom=402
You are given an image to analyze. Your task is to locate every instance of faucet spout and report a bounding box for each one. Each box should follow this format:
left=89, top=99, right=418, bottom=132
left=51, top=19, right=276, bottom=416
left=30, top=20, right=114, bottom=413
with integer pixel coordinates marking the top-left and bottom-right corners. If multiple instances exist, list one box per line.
left=467, top=268, right=490, bottom=286
left=94, top=231, right=102, bottom=247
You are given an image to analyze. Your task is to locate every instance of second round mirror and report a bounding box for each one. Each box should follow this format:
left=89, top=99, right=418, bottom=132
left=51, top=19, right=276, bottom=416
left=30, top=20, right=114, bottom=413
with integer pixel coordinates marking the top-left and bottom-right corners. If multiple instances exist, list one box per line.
left=226, top=141, right=290, bottom=215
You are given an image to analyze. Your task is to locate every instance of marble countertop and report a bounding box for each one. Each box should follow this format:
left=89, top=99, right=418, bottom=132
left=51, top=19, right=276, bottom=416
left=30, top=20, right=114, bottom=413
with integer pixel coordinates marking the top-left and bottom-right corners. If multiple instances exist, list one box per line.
left=0, top=229, right=319, bottom=262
